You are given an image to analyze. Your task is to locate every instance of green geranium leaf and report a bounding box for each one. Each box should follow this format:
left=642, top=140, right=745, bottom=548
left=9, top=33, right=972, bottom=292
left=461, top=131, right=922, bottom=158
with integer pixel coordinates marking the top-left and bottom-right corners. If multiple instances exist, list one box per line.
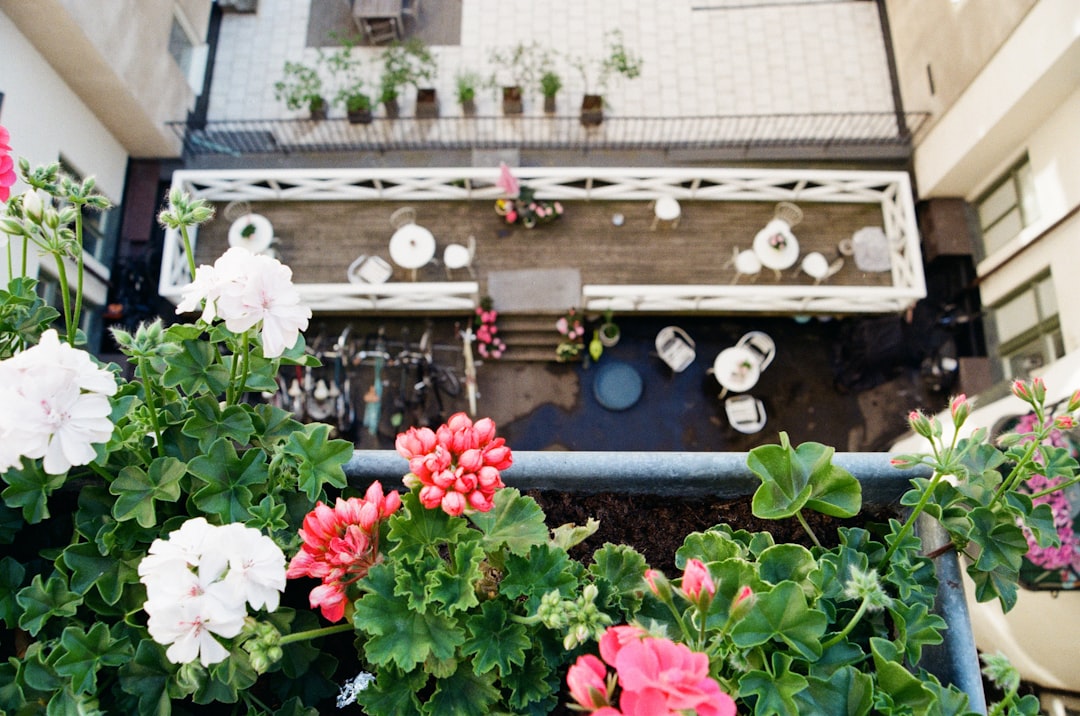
left=469, top=488, right=549, bottom=556
left=550, top=517, right=599, bottom=551
left=357, top=665, right=426, bottom=716
left=355, top=563, right=465, bottom=671
left=1032, top=443, right=1079, bottom=481
left=247, top=495, right=290, bottom=534
left=0, top=556, right=26, bottom=628
left=889, top=600, right=945, bottom=664
left=793, top=665, right=873, bottom=716
left=0, top=502, right=21, bottom=542
left=188, top=438, right=267, bottom=523
left=462, top=601, right=530, bottom=677
left=502, top=543, right=578, bottom=609
left=181, top=395, right=256, bottom=451
left=272, top=696, right=321, bottom=716
left=676, top=528, right=748, bottom=567
left=388, top=491, right=469, bottom=564
left=969, top=506, right=1028, bottom=574
left=738, top=652, right=809, bottom=716
left=429, top=533, right=484, bottom=613
left=749, top=433, right=861, bottom=520
left=502, top=651, right=554, bottom=712
left=590, top=543, right=649, bottom=613
left=1, top=460, right=66, bottom=523
left=1005, top=492, right=1058, bottom=548
left=61, top=542, right=137, bottom=605
left=968, top=562, right=1019, bottom=612
left=730, top=580, right=827, bottom=660
left=53, top=622, right=132, bottom=695
left=16, top=573, right=82, bottom=637
left=162, top=337, right=230, bottom=395
left=284, top=423, right=352, bottom=501
left=252, top=403, right=304, bottom=445
left=426, top=660, right=500, bottom=716
left=870, top=637, right=936, bottom=712
left=110, top=456, right=185, bottom=528
left=757, top=543, right=817, bottom=588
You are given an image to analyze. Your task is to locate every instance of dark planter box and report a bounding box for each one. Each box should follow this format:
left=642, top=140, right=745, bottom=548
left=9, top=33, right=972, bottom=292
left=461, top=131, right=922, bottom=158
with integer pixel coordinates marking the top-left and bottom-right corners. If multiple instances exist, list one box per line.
left=580, top=94, right=603, bottom=126
left=346, top=449, right=988, bottom=714
left=416, top=88, right=439, bottom=118
left=502, top=86, right=523, bottom=115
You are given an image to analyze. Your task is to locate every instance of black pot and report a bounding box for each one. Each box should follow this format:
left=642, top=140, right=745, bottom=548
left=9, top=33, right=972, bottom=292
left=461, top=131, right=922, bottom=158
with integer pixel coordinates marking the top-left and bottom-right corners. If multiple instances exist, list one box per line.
left=502, top=86, right=523, bottom=115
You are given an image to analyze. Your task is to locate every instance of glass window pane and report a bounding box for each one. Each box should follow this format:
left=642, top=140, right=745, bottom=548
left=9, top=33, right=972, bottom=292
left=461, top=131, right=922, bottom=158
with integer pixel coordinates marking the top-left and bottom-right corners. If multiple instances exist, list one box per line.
left=1035, top=276, right=1057, bottom=318
left=169, top=18, right=194, bottom=76
left=995, top=289, right=1037, bottom=343
left=982, top=208, right=1023, bottom=254
left=1004, top=342, right=1047, bottom=379
left=978, top=179, right=1017, bottom=230
left=1016, top=161, right=1040, bottom=226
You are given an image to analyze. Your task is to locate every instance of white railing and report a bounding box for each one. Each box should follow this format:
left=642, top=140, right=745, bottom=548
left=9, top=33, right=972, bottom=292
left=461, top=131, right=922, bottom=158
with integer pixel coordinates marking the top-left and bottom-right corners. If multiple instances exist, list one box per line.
left=160, top=166, right=924, bottom=315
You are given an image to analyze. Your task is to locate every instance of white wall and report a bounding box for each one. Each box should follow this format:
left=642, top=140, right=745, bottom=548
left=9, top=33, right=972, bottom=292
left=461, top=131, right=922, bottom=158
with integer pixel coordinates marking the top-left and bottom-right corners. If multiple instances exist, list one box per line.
left=0, top=11, right=126, bottom=294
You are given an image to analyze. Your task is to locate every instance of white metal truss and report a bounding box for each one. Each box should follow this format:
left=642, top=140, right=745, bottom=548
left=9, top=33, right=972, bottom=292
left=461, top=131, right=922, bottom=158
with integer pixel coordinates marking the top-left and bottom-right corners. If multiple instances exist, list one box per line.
left=161, top=166, right=925, bottom=315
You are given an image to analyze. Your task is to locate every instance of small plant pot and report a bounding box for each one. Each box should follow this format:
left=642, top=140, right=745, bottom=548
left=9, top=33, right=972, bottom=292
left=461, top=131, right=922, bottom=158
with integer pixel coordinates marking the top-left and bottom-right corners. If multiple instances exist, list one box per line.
left=347, top=108, right=373, bottom=125
left=580, top=94, right=604, bottom=126
left=599, top=324, right=620, bottom=347
left=502, top=86, right=523, bottom=115
left=543, top=95, right=557, bottom=114
left=416, top=88, right=440, bottom=119
left=461, top=98, right=476, bottom=117
left=383, top=98, right=400, bottom=119
left=309, top=97, right=328, bottom=121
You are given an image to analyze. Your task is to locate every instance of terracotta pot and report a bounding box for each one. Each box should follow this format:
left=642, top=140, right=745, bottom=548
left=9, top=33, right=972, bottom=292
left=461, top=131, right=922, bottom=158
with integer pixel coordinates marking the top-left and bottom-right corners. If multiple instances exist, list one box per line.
left=502, top=86, right=523, bottom=115
left=580, top=94, right=603, bottom=126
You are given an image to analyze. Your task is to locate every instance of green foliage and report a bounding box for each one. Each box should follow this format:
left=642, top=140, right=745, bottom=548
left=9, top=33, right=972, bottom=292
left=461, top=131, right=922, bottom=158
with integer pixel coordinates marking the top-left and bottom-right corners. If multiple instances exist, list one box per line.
left=350, top=487, right=640, bottom=715
left=378, top=38, right=437, bottom=104
left=274, top=60, right=325, bottom=112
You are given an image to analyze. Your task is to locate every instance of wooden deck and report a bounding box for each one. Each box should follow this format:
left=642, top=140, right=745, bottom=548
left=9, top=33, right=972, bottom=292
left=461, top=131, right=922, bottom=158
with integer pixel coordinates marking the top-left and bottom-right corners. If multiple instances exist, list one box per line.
left=195, top=198, right=891, bottom=298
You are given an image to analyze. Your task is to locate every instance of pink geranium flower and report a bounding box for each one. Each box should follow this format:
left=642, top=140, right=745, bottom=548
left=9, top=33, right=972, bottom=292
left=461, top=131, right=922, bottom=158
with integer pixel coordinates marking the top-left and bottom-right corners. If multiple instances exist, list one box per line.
left=395, top=413, right=511, bottom=515
left=0, top=125, right=16, bottom=203
left=567, top=654, right=611, bottom=710
left=680, top=558, right=715, bottom=606
left=287, top=482, right=402, bottom=622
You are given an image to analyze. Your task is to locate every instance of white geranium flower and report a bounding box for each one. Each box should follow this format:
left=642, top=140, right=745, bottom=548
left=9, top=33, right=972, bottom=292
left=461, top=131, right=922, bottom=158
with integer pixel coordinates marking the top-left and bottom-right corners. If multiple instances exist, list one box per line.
left=176, top=263, right=221, bottom=324
left=139, top=517, right=218, bottom=584
left=4, top=329, right=118, bottom=396
left=218, top=523, right=287, bottom=612
left=145, top=591, right=246, bottom=666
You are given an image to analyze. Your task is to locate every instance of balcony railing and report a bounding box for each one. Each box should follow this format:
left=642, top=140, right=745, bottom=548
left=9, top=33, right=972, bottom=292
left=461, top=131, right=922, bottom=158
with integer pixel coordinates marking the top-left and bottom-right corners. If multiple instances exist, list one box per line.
left=168, top=111, right=930, bottom=160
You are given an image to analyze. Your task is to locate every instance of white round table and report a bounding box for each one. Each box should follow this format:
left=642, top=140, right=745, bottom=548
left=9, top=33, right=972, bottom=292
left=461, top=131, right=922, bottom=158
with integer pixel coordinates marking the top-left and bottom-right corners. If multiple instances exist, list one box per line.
left=753, top=218, right=800, bottom=277
left=228, top=214, right=274, bottom=253
left=389, top=223, right=436, bottom=280
left=651, top=197, right=681, bottom=229
left=713, top=346, right=761, bottom=394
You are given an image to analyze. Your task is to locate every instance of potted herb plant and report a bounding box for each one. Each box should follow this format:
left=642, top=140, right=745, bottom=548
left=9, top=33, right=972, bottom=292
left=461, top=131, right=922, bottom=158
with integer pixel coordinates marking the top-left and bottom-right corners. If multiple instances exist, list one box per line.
left=571, top=29, right=643, bottom=126
left=274, top=59, right=327, bottom=120
left=326, top=41, right=373, bottom=124
left=378, top=38, right=437, bottom=119
left=598, top=309, right=620, bottom=347
left=489, top=42, right=544, bottom=115
left=540, top=69, right=562, bottom=114
left=455, top=71, right=480, bottom=116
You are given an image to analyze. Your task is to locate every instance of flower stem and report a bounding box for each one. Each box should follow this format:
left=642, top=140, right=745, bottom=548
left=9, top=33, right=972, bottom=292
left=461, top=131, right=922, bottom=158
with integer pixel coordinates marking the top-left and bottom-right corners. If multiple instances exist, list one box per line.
left=278, top=623, right=354, bottom=646
left=1028, top=473, right=1080, bottom=500
left=137, top=356, right=165, bottom=456
left=821, top=598, right=869, bottom=650
left=52, top=252, right=74, bottom=345
left=794, top=510, right=821, bottom=548
left=179, top=223, right=198, bottom=282
left=71, top=209, right=85, bottom=343
left=882, top=471, right=942, bottom=565
left=992, top=437, right=1043, bottom=505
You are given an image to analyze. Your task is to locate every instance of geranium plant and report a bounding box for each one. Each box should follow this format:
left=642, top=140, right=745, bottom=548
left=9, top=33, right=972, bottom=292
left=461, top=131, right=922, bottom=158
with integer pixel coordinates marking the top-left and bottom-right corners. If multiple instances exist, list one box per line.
left=473, top=296, right=506, bottom=360
left=555, top=307, right=585, bottom=362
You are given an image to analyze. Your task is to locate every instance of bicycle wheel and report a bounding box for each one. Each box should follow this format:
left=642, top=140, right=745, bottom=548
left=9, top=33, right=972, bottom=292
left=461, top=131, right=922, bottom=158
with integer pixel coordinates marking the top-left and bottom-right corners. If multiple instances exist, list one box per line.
left=430, top=364, right=461, bottom=397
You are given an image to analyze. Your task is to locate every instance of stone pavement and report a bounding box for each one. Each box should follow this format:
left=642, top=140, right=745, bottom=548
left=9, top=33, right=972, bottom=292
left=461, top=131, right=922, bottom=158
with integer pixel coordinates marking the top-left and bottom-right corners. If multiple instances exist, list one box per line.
left=208, top=0, right=895, bottom=123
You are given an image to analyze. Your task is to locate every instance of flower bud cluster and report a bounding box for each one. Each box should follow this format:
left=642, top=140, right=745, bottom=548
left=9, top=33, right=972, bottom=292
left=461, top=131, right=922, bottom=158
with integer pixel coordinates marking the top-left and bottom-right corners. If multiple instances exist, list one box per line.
left=138, top=517, right=287, bottom=667
left=841, top=565, right=893, bottom=612
left=243, top=620, right=283, bottom=674
left=395, top=412, right=512, bottom=515
left=538, top=585, right=614, bottom=650
left=286, top=481, right=402, bottom=622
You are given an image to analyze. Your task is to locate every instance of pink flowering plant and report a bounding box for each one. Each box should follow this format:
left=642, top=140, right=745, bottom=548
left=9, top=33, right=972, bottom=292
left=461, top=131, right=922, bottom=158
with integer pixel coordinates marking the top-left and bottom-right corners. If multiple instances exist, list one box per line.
left=473, top=296, right=506, bottom=360
left=556, top=306, right=585, bottom=361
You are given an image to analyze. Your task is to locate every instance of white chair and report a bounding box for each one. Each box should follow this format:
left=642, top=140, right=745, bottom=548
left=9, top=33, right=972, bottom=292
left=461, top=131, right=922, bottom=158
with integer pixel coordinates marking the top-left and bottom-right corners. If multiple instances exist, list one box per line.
left=731, top=248, right=762, bottom=284
left=773, top=201, right=803, bottom=228
left=443, top=235, right=476, bottom=278
left=223, top=200, right=251, bottom=222
left=346, top=254, right=394, bottom=284
left=650, top=197, right=681, bottom=230
left=736, top=330, right=775, bottom=371
left=725, top=394, right=767, bottom=434
left=389, top=206, right=417, bottom=230
left=655, top=326, right=696, bottom=373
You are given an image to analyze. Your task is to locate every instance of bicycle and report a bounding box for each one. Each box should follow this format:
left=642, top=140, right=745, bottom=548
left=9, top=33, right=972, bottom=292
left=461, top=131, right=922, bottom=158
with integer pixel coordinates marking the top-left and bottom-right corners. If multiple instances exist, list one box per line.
left=389, top=322, right=463, bottom=431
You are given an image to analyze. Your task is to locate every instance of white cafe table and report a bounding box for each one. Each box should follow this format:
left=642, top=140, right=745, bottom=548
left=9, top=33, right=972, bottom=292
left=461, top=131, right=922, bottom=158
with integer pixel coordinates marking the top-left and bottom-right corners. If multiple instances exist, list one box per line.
left=228, top=214, right=274, bottom=253
left=752, top=218, right=800, bottom=279
left=389, top=223, right=436, bottom=281
left=712, top=346, right=761, bottom=395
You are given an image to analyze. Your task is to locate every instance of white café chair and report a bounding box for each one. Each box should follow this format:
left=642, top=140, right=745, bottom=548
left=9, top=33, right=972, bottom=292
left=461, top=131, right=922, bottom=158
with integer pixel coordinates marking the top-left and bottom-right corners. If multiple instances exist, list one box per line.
left=650, top=197, right=681, bottom=230
left=729, top=248, right=762, bottom=284
left=223, top=200, right=251, bottom=223
left=389, top=206, right=417, bottom=230
left=443, top=235, right=476, bottom=278
left=655, top=326, right=696, bottom=373
left=725, top=394, right=767, bottom=434
left=773, top=201, right=803, bottom=228
left=346, top=254, right=394, bottom=284
left=736, top=330, right=776, bottom=371
left=797, top=252, right=844, bottom=284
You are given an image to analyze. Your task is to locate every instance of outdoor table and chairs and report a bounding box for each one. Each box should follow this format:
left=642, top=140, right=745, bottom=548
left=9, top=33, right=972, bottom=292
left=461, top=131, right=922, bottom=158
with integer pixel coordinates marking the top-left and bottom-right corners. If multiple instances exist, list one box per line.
left=389, top=222, right=436, bottom=281
left=227, top=212, right=274, bottom=253
left=350, top=0, right=403, bottom=44
left=712, top=346, right=761, bottom=398
left=752, top=218, right=800, bottom=279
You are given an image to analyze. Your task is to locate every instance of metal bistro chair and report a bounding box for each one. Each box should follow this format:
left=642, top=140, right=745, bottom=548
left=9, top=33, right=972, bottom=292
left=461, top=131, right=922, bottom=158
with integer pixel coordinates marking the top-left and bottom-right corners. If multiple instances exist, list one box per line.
left=443, top=235, right=476, bottom=279
left=655, top=326, right=696, bottom=373
left=736, top=330, right=776, bottom=372
left=773, top=201, right=803, bottom=228
left=725, top=394, right=767, bottom=434
left=729, top=247, right=762, bottom=284
left=346, top=254, right=394, bottom=284
left=390, top=206, right=417, bottom=230
left=223, top=200, right=251, bottom=222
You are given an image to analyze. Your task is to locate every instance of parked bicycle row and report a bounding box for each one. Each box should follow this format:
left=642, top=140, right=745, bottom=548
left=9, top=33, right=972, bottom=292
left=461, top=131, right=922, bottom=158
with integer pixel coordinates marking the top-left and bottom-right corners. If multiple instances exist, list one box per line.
left=264, top=320, right=473, bottom=446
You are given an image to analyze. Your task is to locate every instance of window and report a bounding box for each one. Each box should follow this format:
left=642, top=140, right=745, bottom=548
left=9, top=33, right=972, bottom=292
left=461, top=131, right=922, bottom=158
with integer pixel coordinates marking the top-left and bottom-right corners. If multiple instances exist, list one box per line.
left=168, top=11, right=208, bottom=94
left=990, top=274, right=1062, bottom=380
left=975, top=156, right=1040, bottom=256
